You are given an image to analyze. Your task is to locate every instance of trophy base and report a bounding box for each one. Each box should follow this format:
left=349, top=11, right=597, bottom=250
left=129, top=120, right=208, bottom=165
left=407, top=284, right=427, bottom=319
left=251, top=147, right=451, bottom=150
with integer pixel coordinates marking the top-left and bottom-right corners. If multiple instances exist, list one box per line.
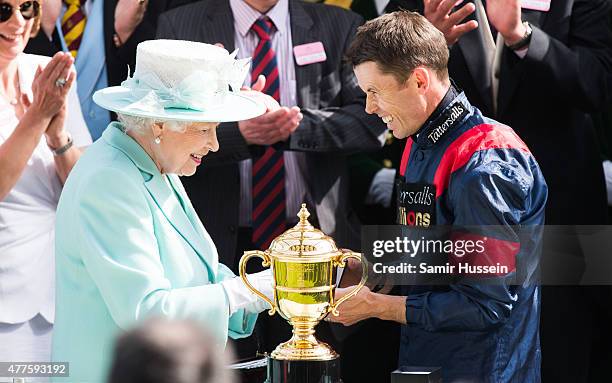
left=271, top=338, right=338, bottom=360
left=265, top=356, right=342, bottom=383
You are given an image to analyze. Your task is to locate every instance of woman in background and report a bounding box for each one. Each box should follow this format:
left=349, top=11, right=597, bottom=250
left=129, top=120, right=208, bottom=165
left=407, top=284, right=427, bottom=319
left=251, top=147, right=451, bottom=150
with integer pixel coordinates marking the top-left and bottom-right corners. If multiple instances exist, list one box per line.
left=0, top=0, right=91, bottom=367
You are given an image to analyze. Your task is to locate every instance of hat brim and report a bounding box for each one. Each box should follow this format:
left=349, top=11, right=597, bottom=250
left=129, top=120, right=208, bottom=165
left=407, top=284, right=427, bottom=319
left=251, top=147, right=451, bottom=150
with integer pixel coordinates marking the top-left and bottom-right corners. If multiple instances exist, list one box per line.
left=93, top=86, right=266, bottom=123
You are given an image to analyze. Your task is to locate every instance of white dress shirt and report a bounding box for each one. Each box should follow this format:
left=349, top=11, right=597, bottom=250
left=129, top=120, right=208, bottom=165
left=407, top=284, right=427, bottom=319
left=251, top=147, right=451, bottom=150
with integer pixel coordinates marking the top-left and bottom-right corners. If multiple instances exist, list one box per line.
left=230, top=0, right=310, bottom=226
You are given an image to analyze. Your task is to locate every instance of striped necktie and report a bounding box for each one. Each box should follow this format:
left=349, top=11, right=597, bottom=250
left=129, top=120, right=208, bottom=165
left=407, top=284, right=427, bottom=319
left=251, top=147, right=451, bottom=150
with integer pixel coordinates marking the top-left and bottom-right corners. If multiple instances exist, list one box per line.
left=250, top=17, right=286, bottom=249
left=62, top=0, right=87, bottom=58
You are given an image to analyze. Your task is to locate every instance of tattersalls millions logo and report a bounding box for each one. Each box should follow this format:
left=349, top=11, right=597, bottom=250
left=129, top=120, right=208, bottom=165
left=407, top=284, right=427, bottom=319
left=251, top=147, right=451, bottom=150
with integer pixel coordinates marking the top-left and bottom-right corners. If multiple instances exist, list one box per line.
left=397, top=184, right=435, bottom=227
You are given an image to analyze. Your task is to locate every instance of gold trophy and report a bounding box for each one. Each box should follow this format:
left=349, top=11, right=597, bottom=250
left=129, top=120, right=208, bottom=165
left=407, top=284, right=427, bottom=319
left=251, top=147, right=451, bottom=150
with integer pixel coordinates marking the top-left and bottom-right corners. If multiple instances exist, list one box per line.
left=239, top=204, right=368, bottom=362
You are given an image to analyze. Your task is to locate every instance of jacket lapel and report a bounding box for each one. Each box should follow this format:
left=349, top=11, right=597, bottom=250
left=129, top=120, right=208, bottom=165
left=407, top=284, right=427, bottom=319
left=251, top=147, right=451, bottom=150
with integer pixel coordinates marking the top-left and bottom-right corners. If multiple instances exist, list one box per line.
left=73, top=0, right=106, bottom=103
left=289, top=0, right=319, bottom=109
left=457, top=1, right=495, bottom=115
left=102, top=124, right=215, bottom=268
left=458, top=3, right=549, bottom=117
left=496, top=9, right=547, bottom=116
left=200, top=0, right=236, bottom=51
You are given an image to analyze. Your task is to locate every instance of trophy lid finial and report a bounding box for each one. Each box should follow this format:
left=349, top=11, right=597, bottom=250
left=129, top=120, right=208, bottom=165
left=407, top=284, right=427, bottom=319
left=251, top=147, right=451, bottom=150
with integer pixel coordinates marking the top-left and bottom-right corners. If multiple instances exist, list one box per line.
left=298, top=203, right=310, bottom=224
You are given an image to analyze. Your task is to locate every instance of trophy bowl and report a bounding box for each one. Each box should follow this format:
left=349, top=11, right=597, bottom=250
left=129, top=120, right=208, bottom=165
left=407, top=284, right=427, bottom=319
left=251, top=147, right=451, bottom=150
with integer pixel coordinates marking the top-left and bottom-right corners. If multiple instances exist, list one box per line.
left=239, top=204, right=367, bottom=361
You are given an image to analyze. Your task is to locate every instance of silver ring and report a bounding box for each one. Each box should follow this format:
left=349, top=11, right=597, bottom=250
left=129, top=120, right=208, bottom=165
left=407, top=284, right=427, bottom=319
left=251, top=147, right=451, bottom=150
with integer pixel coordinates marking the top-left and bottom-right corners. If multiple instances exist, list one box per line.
left=55, top=78, right=67, bottom=88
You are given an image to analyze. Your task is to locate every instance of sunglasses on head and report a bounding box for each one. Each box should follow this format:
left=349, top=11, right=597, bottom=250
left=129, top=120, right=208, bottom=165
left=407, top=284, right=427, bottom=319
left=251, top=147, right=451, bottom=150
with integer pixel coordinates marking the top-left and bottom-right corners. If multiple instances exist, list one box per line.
left=0, top=1, right=39, bottom=23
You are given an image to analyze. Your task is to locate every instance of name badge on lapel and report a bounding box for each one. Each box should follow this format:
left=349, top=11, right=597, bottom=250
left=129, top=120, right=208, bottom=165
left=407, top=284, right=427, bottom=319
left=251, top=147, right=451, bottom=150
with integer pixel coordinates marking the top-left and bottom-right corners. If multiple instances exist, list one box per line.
left=521, top=0, right=550, bottom=11
left=293, top=42, right=327, bottom=66
left=396, top=180, right=436, bottom=228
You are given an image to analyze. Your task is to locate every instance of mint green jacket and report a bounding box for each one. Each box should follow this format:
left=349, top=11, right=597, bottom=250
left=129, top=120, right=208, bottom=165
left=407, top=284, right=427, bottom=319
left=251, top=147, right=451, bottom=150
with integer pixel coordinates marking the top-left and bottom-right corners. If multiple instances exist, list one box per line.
left=52, top=123, right=257, bottom=382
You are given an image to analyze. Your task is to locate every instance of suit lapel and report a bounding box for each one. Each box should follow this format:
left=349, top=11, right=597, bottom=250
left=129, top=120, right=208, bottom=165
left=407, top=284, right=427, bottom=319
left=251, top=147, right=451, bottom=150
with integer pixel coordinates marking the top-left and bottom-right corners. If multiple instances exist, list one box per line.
left=497, top=9, right=547, bottom=116
left=200, top=0, right=236, bottom=51
left=457, top=1, right=495, bottom=114
left=72, top=0, right=106, bottom=102
left=457, top=2, right=549, bottom=117
left=289, top=0, right=319, bottom=109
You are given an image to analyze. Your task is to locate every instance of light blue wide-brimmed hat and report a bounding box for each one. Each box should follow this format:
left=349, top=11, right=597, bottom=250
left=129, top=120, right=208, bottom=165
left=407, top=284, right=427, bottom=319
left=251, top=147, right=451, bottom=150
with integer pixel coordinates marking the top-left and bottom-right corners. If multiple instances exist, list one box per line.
left=93, top=40, right=265, bottom=123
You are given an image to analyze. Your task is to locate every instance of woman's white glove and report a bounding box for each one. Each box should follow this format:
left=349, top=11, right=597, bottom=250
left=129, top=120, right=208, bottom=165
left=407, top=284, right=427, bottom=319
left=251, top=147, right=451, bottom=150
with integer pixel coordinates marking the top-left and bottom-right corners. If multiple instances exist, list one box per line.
left=221, top=269, right=275, bottom=315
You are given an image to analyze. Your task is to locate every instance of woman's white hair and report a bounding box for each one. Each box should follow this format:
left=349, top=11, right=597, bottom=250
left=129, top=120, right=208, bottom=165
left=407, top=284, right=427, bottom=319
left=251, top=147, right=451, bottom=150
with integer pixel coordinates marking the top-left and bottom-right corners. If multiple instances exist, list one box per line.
left=117, top=113, right=191, bottom=134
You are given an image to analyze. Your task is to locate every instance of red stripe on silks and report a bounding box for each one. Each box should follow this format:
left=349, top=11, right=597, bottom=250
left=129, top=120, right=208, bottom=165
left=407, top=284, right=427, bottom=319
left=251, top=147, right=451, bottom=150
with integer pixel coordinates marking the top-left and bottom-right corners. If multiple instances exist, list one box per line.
left=272, top=88, right=280, bottom=102
left=253, top=181, right=284, bottom=221
left=252, top=203, right=285, bottom=240
left=448, top=232, right=519, bottom=276
left=252, top=51, right=274, bottom=76
left=399, top=138, right=414, bottom=177
left=253, top=158, right=283, bottom=195
left=432, top=124, right=531, bottom=198
left=253, top=147, right=275, bottom=174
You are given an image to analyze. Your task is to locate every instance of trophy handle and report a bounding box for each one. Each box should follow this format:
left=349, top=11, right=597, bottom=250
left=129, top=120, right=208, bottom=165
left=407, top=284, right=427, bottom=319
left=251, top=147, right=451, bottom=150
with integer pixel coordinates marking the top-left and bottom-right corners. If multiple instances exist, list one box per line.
left=329, top=250, right=368, bottom=316
left=239, top=250, right=277, bottom=315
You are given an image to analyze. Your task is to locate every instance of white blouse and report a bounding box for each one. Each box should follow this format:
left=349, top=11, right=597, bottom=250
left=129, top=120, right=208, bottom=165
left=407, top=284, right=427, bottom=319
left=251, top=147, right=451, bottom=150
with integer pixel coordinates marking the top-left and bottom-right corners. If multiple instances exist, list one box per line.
left=0, top=53, right=92, bottom=324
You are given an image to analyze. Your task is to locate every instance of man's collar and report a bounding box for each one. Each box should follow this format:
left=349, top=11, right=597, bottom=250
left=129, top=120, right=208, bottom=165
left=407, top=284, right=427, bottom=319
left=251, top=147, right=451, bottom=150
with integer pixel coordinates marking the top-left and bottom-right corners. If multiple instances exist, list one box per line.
left=413, top=83, right=472, bottom=148
left=230, top=0, right=288, bottom=38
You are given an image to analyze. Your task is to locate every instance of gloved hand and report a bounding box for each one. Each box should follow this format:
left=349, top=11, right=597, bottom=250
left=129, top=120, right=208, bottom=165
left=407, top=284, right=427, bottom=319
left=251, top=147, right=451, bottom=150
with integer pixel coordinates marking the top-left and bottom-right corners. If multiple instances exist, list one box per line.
left=365, top=168, right=396, bottom=208
left=221, top=269, right=275, bottom=315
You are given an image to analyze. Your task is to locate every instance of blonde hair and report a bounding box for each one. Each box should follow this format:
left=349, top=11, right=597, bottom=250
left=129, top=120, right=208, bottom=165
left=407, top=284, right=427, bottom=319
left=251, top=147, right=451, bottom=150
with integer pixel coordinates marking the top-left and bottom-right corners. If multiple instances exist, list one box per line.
left=31, top=0, right=41, bottom=36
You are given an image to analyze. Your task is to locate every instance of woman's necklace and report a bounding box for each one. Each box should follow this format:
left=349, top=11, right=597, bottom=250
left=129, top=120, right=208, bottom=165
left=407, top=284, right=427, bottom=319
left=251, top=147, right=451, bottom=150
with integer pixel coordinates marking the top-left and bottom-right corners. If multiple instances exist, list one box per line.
left=0, top=91, right=18, bottom=105
left=0, top=72, right=20, bottom=106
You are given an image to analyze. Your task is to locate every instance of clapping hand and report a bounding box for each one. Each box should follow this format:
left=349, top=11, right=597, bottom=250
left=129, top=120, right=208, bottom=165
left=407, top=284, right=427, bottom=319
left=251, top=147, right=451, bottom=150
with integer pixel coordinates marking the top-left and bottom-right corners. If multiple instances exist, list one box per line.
left=30, top=52, right=75, bottom=121
left=423, top=0, right=478, bottom=45
left=239, top=75, right=303, bottom=146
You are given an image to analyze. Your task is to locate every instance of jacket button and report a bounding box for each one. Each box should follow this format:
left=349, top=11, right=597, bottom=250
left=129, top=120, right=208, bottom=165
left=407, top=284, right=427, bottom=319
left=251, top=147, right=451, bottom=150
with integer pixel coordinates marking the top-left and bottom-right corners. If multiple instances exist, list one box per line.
left=415, top=151, right=424, bottom=161
left=228, top=225, right=236, bottom=233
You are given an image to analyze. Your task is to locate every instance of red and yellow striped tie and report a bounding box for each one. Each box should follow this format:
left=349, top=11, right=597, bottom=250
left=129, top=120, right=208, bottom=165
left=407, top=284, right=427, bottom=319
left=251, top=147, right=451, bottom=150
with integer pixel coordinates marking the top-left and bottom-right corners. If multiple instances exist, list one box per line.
left=61, top=0, right=86, bottom=58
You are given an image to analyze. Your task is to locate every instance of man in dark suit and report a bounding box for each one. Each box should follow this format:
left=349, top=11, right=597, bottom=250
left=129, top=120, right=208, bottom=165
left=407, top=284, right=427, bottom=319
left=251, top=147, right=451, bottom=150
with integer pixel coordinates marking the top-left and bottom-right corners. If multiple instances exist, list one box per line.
left=25, top=0, right=194, bottom=139
left=371, top=0, right=612, bottom=381
left=156, top=0, right=386, bottom=366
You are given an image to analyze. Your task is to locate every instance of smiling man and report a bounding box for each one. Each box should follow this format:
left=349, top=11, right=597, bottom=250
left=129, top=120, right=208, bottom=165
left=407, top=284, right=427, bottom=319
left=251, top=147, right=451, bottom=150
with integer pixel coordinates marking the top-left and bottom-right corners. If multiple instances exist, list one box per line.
left=329, top=11, right=549, bottom=382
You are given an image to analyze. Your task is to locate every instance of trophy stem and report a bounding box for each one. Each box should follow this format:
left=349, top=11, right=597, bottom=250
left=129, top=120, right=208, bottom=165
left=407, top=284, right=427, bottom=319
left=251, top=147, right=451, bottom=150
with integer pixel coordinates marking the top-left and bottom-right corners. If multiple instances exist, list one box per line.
left=290, top=320, right=318, bottom=348
left=270, top=319, right=338, bottom=360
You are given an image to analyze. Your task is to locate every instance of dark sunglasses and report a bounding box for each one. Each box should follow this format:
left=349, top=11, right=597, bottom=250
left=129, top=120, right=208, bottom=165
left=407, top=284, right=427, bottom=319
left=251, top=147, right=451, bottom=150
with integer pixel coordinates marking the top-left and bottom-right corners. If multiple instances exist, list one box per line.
left=0, top=1, right=39, bottom=23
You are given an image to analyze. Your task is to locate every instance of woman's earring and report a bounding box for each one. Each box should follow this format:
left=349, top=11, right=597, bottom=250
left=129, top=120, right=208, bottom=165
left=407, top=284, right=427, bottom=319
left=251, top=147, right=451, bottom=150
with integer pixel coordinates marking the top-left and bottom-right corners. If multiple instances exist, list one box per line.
left=154, top=136, right=161, bottom=144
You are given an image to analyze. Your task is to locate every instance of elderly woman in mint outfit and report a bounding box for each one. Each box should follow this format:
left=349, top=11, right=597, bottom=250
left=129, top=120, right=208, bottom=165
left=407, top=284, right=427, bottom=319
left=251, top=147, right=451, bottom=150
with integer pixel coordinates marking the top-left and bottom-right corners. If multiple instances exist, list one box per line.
left=52, top=40, right=287, bottom=383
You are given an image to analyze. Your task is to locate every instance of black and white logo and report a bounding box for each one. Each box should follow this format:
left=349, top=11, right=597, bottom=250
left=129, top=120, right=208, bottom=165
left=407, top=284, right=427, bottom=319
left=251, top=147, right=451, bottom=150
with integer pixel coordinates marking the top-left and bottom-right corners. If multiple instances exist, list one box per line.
left=426, top=102, right=468, bottom=145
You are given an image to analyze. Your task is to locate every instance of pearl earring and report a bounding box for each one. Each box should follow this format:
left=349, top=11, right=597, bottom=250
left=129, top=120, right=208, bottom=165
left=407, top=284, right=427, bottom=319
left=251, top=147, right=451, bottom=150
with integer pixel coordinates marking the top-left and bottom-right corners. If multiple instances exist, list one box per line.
left=154, top=136, right=161, bottom=144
